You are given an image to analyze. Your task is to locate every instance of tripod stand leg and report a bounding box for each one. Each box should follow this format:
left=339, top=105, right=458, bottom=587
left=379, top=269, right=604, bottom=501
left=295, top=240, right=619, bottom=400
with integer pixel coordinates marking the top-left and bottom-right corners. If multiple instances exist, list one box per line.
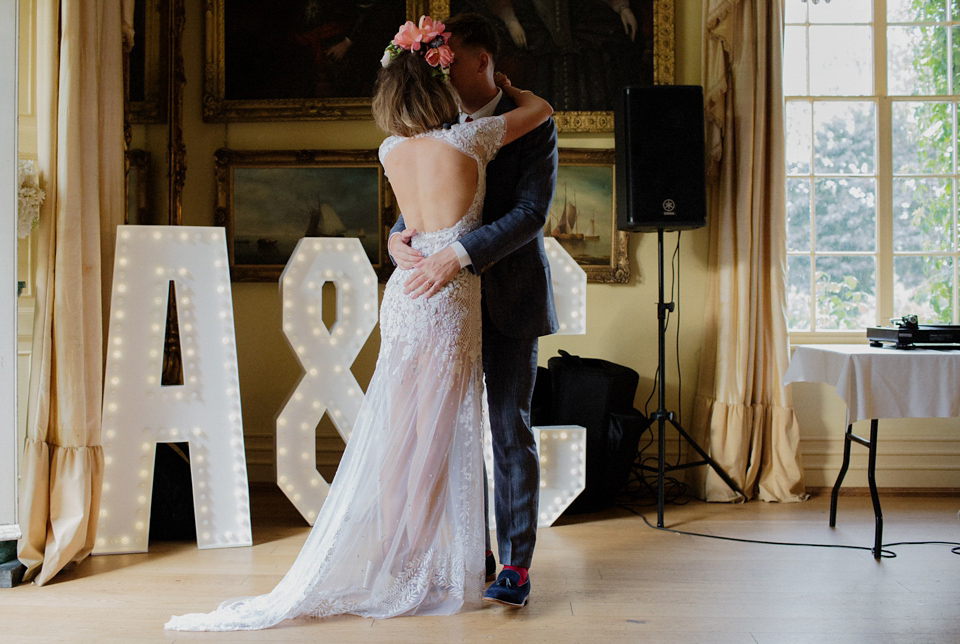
left=669, top=418, right=744, bottom=499
left=657, top=416, right=666, bottom=527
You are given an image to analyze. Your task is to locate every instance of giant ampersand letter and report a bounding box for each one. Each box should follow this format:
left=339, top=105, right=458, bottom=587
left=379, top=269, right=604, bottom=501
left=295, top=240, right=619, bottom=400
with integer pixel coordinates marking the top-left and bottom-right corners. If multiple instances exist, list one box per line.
left=276, top=238, right=379, bottom=524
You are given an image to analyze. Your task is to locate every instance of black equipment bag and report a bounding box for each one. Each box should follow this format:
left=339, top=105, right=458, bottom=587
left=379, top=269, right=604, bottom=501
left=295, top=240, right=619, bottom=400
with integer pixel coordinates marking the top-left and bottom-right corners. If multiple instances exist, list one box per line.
left=543, top=351, right=647, bottom=514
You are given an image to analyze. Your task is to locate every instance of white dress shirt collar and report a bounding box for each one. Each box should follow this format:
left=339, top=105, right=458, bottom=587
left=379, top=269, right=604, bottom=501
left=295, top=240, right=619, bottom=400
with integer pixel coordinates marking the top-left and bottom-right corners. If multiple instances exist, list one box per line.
left=460, top=89, right=503, bottom=123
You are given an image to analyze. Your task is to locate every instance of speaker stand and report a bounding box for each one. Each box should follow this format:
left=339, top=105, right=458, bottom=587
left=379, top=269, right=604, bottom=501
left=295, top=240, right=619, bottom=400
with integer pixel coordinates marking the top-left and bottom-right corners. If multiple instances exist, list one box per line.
left=639, top=229, right=743, bottom=527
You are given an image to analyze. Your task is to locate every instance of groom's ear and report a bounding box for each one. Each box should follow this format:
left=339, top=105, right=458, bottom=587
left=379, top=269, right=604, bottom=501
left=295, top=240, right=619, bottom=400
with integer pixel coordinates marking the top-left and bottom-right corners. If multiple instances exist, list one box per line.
left=477, top=51, right=491, bottom=75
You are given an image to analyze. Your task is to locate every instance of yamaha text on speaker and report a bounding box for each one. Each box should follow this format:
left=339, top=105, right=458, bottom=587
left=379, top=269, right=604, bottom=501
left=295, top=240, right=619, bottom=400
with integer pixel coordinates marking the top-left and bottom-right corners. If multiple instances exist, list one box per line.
left=615, top=85, right=707, bottom=232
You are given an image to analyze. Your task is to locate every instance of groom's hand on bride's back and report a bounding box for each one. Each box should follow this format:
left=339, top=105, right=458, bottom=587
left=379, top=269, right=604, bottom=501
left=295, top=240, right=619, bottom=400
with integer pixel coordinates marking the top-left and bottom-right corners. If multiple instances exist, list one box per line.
left=389, top=229, right=422, bottom=269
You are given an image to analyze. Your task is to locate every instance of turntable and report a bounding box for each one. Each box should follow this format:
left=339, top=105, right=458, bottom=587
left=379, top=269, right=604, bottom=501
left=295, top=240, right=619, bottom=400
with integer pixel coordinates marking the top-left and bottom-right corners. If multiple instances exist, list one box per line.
left=866, top=315, right=960, bottom=350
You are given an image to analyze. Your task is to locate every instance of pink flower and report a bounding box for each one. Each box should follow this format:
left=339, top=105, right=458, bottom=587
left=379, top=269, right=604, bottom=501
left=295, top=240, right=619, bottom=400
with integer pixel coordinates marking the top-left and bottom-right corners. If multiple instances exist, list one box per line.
left=393, top=20, right=423, bottom=51
left=425, top=44, right=454, bottom=68
left=418, top=16, right=448, bottom=43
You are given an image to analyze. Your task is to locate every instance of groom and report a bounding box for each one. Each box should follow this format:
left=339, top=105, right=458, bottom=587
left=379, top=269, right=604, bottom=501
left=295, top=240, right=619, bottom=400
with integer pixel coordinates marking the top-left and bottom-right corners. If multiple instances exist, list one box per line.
left=388, top=13, right=558, bottom=607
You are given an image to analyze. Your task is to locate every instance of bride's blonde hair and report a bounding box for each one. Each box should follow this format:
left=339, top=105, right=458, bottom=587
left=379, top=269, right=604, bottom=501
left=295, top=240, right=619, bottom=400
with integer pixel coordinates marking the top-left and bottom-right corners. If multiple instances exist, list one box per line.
left=372, top=50, right=459, bottom=137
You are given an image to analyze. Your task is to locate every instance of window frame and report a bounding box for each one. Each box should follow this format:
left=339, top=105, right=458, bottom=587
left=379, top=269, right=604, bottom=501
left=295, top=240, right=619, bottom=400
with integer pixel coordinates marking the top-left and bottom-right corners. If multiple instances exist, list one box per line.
left=784, top=0, right=960, bottom=343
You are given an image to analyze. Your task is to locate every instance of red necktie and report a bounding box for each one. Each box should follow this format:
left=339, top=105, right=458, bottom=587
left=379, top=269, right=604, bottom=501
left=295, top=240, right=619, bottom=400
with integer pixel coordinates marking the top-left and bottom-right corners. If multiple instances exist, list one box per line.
left=464, top=116, right=473, bottom=122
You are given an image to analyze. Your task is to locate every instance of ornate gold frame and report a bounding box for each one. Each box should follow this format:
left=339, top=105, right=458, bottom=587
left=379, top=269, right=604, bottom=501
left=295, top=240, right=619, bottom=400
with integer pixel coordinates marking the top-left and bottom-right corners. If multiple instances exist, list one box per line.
left=214, top=148, right=393, bottom=282
left=430, top=0, right=674, bottom=133
left=553, top=149, right=629, bottom=283
left=203, top=0, right=429, bottom=122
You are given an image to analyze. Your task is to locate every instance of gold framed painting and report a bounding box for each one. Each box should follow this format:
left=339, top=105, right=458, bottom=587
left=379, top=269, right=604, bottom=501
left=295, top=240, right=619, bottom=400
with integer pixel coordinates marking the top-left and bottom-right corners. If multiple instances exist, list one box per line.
left=214, top=149, right=394, bottom=281
left=430, top=0, right=674, bottom=132
left=203, top=0, right=430, bottom=122
left=549, top=148, right=628, bottom=283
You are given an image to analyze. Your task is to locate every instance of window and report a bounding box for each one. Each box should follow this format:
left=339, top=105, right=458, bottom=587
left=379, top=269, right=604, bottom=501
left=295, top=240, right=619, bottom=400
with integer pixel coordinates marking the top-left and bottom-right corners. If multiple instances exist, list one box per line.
left=784, top=0, right=960, bottom=334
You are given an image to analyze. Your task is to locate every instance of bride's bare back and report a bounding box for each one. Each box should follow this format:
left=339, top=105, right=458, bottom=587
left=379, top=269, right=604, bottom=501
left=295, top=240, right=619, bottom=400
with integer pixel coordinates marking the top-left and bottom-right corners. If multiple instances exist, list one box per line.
left=383, top=137, right=480, bottom=233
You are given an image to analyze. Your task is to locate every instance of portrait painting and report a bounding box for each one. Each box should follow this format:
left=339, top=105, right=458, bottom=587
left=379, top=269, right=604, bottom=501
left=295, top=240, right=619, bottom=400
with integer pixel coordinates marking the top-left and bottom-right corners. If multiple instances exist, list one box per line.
left=214, top=149, right=390, bottom=281
left=126, top=0, right=168, bottom=123
left=433, top=0, right=671, bottom=131
left=124, top=149, right=151, bottom=225
left=547, top=149, right=628, bottom=283
left=204, top=0, right=426, bottom=121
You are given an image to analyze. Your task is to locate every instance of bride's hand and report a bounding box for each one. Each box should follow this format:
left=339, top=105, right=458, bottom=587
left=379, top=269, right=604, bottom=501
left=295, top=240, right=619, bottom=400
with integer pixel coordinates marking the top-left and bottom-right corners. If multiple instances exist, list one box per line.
left=389, top=229, right=422, bottom=270
left=494, top=71, right=512, bottom=89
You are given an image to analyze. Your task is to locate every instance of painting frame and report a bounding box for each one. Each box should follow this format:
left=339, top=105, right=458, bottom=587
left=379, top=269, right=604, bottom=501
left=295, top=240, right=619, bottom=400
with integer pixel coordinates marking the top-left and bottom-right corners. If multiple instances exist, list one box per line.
left=550, top=148, right=628, bottom=283
left=203, top=0, right=430, bottom=122
left=430, top=0, right=674, bottom=132
left=214, top=148, right=394, bottom=282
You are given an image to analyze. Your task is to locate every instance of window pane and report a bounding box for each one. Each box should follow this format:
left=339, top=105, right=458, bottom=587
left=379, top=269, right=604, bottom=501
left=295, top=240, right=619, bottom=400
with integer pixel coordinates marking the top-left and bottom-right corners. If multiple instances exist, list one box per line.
left=953, top=27, right=960, bottom=93
left=787, top=179, right=812, bottom=251
left=893, top=178, right=954, bottom=251
left=888, top=26, right=949, bottom=95
left=892, top=102, right=954, bottom=174
left=784, top=0, right=807, bottom=24
left=786, top=102, right=812, bottom=173
left=815, top=256, right=876, bottom=329
left=894, top=255, right=954, bottom=322
left=787, top=255, right=812, bottom=331
left=809, top=27, right=873, bottom=95
left=813, top=101, right=876, bottom=174
left=784, top=27, right=809, bottom=96
left=809, top=0, right=873, bottom=23
left=815, top=178, right=877, bottom=252
left=888, top=0, right=947, bottom=22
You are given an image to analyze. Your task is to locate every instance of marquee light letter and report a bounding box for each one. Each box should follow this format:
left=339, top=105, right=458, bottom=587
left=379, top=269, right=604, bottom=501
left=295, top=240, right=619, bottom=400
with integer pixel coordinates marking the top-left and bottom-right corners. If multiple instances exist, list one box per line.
left=96, top=226, right=251, bottom=554
left=544, top=238, right=587, bottom=335
left=483, top=425, right=587, bottom=527
left=276, top=238, right=379, bottom=524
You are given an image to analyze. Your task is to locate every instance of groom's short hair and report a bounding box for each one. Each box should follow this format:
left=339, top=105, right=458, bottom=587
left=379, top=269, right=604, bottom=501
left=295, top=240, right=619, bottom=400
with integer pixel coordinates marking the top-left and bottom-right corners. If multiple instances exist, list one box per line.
left=445, top=13, right=500, bottom=63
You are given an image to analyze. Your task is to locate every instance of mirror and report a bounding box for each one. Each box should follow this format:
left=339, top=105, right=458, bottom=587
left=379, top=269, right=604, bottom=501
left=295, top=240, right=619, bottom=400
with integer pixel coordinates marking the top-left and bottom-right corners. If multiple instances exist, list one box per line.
left=125, top=0, right=184, bottom=226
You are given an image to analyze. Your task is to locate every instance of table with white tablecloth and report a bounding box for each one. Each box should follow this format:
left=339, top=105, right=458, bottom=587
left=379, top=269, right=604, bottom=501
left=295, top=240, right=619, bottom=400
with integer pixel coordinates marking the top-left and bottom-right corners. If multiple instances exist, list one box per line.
left=783, top=344, right=960, bottom=558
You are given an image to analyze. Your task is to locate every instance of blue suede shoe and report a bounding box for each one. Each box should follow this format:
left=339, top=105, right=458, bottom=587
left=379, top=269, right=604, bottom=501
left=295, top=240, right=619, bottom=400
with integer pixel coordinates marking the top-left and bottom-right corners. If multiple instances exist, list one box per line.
left=483, top=569, right=530, bottom=607
left=485, top=552, right=497, bottom=582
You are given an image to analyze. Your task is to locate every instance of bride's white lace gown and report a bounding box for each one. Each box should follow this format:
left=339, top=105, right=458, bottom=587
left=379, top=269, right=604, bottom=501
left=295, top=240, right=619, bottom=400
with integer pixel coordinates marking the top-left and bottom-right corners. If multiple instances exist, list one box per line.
left=165, top=115, right=507, bottom=631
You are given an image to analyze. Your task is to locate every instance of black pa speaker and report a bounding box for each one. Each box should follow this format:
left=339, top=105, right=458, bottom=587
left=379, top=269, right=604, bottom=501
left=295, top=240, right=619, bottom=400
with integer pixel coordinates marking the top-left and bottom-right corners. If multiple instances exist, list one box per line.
left=615, top=85, right=707, bottom=232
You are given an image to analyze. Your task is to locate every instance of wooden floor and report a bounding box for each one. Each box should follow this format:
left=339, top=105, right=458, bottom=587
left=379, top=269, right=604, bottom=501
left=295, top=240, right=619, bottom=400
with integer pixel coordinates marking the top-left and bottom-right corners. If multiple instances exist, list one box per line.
left=4, top=487, right=960, bottom=643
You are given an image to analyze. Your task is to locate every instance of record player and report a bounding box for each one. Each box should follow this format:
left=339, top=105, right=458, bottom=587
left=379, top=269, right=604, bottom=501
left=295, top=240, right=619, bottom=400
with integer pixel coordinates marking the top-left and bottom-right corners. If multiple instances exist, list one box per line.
left=867, top=315, right=960, bottom=350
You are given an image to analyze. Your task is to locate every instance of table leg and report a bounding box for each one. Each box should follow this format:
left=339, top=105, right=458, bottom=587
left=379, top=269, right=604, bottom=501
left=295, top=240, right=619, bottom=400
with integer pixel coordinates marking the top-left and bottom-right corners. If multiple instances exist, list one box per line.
left=867, top=419, right=883, bottom=560
left=829, top=424, right=854, bottom=528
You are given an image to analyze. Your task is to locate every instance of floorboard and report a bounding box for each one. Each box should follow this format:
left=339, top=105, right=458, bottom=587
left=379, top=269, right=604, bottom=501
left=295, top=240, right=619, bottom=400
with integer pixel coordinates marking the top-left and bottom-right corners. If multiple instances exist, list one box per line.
left=3, top=488, right=959, bottom=643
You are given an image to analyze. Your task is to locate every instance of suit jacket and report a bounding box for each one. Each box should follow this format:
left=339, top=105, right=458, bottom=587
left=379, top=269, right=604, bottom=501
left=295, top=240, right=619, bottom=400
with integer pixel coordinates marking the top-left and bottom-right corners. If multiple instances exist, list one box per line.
left=390, top=94, right=559, bottom=339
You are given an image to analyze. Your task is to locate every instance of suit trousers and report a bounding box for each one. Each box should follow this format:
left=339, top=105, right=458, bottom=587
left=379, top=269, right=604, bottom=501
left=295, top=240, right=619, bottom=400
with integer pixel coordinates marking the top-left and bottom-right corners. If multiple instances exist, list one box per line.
left=481, top=298, right=540, bottom=569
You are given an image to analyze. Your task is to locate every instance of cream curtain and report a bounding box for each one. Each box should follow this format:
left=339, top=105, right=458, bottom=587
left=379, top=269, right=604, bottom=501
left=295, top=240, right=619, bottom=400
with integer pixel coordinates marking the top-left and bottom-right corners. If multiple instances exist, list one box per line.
left=689, top=0, right=806, bottom=502
left=18, top=0, right=125, bottom=585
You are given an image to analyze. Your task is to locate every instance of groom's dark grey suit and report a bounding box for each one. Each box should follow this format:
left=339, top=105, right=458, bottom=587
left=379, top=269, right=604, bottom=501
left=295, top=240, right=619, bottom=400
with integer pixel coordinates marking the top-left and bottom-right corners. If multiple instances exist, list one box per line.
left=390, top=93, right=558, bottom=568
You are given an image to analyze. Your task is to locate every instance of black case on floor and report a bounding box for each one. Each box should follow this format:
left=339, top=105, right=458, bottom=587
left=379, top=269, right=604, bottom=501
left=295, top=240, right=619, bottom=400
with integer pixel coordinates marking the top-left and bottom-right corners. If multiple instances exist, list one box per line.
left=541, top=351, right=647, bottom=514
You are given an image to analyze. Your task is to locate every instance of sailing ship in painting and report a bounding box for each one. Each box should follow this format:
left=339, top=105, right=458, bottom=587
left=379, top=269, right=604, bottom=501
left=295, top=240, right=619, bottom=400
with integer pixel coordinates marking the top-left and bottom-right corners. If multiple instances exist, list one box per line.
left=236, top=195, right=368, bottom=266
left=304, top=196, right=366, bottom=239
left=548, top=184, right=600, bottom=242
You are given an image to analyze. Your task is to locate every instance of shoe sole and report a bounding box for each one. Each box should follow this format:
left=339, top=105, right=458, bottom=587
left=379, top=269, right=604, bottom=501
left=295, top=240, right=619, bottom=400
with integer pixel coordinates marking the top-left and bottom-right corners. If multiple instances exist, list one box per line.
left=482, top=595, right=529, bottom=607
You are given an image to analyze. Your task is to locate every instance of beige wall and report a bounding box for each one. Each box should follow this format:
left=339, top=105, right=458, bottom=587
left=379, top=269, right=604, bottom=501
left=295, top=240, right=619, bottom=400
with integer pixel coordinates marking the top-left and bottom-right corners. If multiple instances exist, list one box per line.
left=19, top=0, right=960, bottom=491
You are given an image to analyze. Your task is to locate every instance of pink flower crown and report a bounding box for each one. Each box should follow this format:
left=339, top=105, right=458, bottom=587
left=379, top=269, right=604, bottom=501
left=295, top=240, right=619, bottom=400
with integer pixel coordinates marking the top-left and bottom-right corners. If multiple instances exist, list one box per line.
left=381, top=15, right=454, bottom=78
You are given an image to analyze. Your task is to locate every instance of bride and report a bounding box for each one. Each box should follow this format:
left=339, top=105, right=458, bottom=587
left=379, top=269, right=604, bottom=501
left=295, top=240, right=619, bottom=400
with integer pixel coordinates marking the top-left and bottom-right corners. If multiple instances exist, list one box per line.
left=165, top=16, right=552, bottom=631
